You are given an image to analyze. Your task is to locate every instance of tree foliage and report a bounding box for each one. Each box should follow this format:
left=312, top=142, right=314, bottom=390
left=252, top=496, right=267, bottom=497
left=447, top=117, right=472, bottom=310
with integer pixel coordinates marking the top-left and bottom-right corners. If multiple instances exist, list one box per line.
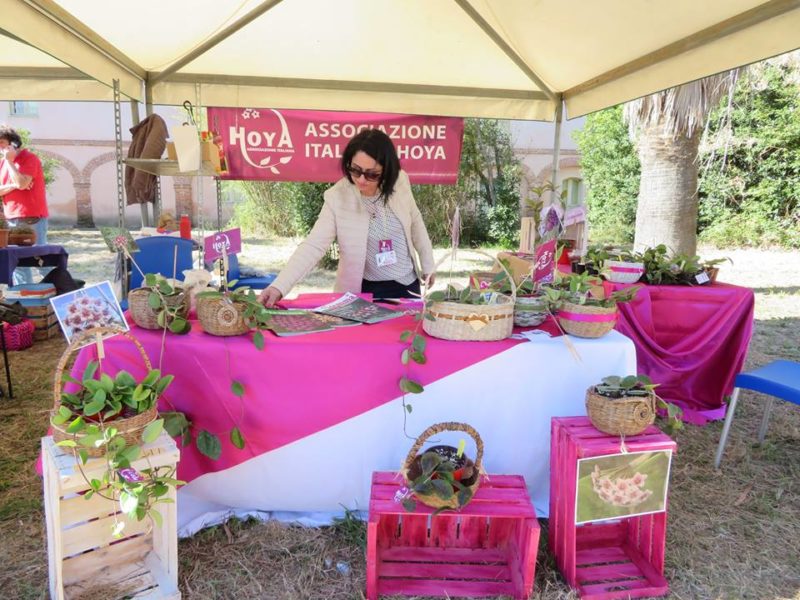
left=573, top=106, right=640, bottom=244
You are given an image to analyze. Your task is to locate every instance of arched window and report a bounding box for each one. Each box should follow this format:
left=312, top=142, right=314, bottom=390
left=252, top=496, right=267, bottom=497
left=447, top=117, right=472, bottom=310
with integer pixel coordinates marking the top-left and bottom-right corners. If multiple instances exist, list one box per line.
left=562, top=177, right=584, bottom=208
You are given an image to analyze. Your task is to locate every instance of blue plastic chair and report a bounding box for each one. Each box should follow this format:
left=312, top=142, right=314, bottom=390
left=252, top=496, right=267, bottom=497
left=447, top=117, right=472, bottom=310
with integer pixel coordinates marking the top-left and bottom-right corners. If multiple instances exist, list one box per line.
left=129, top=236, right=194, bottom=290
left=206, top=253, right=276, bottom=291
left=714, top=360, right=800, bottom=468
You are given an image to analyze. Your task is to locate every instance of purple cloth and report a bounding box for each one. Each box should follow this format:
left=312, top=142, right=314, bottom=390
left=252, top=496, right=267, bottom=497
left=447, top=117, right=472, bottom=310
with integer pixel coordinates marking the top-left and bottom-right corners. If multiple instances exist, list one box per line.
left=610, top=282, right=754, bottom=424
left=0, top=244, right=68, bottom=285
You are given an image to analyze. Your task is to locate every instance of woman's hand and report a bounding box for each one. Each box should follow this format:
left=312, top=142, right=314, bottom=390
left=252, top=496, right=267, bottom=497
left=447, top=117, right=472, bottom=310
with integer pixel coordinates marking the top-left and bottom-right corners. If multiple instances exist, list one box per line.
left=423, top=273, right=436, bottom=287
left=259, top=286, right=283, bottom=307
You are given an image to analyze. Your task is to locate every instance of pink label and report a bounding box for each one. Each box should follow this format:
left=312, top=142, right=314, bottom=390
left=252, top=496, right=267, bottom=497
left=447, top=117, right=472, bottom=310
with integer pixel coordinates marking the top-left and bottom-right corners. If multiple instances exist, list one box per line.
left=204, top=228, right=242, bottom=262
left=534, top=239, right=557, bottom=283
left=118, top=467, right=145, bottom=483
left=207, top=108, right=464, bottom=184
left=557, top=309, right=618, bottom=323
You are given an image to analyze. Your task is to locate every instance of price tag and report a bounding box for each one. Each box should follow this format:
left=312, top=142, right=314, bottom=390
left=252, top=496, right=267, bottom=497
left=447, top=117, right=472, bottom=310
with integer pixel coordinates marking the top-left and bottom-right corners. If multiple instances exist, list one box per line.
left=695, top=271, right=710, bottom=285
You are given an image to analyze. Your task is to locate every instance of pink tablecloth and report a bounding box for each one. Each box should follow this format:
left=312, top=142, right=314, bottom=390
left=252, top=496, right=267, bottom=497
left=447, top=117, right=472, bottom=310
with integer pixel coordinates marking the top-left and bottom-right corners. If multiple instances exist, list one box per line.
left=608, top=282, right=754, bottom=424
left=71, top=309, right=522, bottom=484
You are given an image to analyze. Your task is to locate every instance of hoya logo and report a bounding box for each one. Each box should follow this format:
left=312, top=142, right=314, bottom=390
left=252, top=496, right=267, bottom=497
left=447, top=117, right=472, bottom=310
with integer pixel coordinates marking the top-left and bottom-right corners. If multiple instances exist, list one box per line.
left=212, top=233, right=231, bottom=254
left=228, top=109, right=295, bottom=173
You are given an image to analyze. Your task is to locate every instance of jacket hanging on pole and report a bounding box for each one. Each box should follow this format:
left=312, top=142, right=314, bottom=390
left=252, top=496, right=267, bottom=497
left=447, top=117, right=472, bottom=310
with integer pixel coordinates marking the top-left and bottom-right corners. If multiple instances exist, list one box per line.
left=124, top=114, right=168, bottom=205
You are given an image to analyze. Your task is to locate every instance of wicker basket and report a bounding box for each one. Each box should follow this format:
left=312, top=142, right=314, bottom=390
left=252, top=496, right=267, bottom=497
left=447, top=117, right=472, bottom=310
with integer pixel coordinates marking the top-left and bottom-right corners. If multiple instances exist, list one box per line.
left=424, top=251, right=515, bottom=342
left=603, top=260, right=644, bottom=284
left=514, top=295, right=548, bottom=327
left=585, top=387, right=656, bottom=436
left=51, top=327, right=158, bottom=457
left=128, top=288, right=189, bottom=330
left=196, top=295, right=249, bottom=336
left=557, top=301, right=617, bottom=338
left=402, top=422, right=483, bottom=510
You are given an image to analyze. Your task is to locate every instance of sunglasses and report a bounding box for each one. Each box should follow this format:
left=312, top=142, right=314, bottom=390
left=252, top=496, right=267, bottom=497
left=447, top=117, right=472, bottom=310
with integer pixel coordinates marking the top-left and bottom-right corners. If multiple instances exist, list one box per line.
left=347, top=165, right=382, bottom=182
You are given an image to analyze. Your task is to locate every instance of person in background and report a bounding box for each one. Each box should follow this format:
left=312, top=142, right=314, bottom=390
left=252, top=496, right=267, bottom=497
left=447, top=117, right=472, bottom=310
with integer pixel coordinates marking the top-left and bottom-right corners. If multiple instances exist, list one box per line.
left=259, top=129, right=435, bottom=306
left=0, top=125, right=49, bottom=284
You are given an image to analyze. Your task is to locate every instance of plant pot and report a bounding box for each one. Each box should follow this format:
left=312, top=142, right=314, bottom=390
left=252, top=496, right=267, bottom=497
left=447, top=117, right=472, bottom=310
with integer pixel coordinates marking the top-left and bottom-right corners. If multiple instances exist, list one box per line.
left=557, top=301, right=617, bottom=338
left=513, top=294, right=548, bottom=327
left=8, top=231, right=36, bottom=246
left=585, top=387, right=656, bottom=436
left=0, top=229, right=9, bottom=249
left=196, top=295, right=249, bottom=336
left=603, top=260, right=644, bottom=284
left=128, top=288, right=189, bottom=330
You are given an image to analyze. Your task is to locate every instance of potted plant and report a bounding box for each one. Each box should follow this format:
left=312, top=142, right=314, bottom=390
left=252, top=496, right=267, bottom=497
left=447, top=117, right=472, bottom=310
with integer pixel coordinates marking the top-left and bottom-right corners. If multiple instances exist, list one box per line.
left=400, top=422, right=482, bottom=511
left=700, top=257, right=732, bottom=283
left=8, top=224, right=36, bottom=246
left=585, top=374, right=683, bottom=436
left=489, top=266, right=549, bottom=328
left=195, top=283, right=259, bottom=337
left=50, top=327, right=181, bottom=534
left=128, top=273, right=191, bottom=333
left=545, top=272, right=639, bottom=338
left=602, top=248, right=645, bottom=284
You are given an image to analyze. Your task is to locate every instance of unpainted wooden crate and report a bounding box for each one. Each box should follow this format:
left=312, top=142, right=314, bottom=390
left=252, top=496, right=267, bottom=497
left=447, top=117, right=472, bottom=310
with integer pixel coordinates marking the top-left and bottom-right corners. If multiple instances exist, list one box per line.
left=367, top=471, right=540, bottom=600
left=42, top=431, right=180, bottom=600
left=25, top=304, right=60, bottom=341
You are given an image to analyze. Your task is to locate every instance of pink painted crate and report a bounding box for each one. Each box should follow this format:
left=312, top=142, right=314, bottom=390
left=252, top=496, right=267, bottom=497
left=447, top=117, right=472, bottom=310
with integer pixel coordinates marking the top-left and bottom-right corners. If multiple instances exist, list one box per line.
left=549, top=417, right=677, bottom=600
left=367, top=471, right=540, bottom=600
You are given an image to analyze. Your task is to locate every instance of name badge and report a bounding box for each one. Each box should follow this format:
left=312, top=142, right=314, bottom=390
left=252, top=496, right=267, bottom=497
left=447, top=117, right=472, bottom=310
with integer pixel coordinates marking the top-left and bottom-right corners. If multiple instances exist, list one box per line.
left=376, top=250, right=398, bottom=267
left=378, top=239, right=393, bottom=253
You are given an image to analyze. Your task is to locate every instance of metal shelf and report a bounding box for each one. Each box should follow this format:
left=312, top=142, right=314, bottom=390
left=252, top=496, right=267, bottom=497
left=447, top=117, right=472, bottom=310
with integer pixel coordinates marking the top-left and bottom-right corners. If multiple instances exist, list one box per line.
left=123, top=158, right=220, bottom=177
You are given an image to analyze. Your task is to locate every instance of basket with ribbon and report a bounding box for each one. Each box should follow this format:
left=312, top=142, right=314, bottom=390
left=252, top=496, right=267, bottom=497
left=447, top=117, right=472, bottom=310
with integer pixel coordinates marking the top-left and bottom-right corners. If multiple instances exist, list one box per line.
left=602, top=260, right=645, bottom=284
left=51, top=326, right=171, bottom=457
left=423, top=251, right=515, bottom=342
left=401, top=421, right=483, bottom=510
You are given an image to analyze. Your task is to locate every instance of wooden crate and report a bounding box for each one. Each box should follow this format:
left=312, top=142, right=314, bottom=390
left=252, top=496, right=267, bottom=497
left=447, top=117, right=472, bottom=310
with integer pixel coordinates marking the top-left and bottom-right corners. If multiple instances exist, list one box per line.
left=42, top=432, right=181, bottom=600
left=25, top=304, right=59, bottom=341
left=549, top=417, right=677, bottom=599
left=367, top=471, right=540, bottom=600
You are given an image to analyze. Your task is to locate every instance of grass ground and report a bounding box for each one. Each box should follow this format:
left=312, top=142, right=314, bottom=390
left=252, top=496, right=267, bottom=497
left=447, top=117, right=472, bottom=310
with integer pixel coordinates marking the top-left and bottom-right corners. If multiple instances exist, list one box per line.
left=0, top=229, right=798, bottom=599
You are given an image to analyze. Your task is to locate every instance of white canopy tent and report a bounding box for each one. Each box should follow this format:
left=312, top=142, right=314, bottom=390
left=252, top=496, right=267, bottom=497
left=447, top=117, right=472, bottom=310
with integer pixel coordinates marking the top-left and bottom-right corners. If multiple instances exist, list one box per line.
left=1, top=0, right=798, bottom=121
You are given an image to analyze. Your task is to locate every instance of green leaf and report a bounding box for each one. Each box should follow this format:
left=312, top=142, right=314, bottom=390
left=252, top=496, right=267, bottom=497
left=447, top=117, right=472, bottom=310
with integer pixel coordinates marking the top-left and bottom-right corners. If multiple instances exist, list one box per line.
left=431, top=479, right=454, bottom=500
left=399, top=377, right=424, bottom=394
left=157, top=280, right=173, bottom=295
left=230, top=427, right=246, bottom=450
left=410, top=351, right=426, bottom=365
left=55, top=439, right=78, bottom=448
left=197, top=430, right=222, bottom=460
left=168, top=317, right=188, bottom=334
left=60, top=372, right=81, bottom=386
left=412, top=335, right=427, bottom=353
left=253, top=330, right=265, bottom=351
left=231, top=380, right=245, bottom=398
left=83, top=361, right=99, bottom=381
left=78, top=450, right=89, bottom=465
left=150, top=508, right=163, bottom=529
left=144, top=273, right=158, bottom=287
left=457, top=488, right=474, bottom=507
left=401, top=498, right=417, bottom=512
left=132, top=384, right=148, bottom=402
left=114, top=371, right=137, bottom=388
left=117, top=444, right=140, bottom=465
left=141, top=419, right=164, bottom=444
left=157, top=310, right=166, bottom=327
left=142, top=370, right=160, bottom=387
left=66, top=416, right=85, bottom=434
left=162, top=411, right=190, bottom=437
left=405, top=403, right=413, bottom=414
left=148, top=292, right=162, bottom=309
left=400, top=348, right=410, bottom=365
left=83, top=395, right=105, bottom=417
left=621, top=375, right=638, bottom=389
left=399, top=330, right=412, bottom=342
left=420, top=452, right=442, bottom=474
left=427, top=291, right=445, bottom=302
left=155, top=375, right=174, bottom=396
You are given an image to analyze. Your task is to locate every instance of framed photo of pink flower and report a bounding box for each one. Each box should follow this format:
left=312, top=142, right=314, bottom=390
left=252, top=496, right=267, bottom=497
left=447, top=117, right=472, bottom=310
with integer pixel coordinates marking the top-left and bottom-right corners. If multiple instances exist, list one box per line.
left=575, top=449, right=673, bottom=525
left=50, top=281, right=129, bottom=346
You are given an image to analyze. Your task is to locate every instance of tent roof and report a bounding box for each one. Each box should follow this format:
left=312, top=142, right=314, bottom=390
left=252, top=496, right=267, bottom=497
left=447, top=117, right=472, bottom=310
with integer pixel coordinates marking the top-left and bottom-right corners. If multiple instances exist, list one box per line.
left=1, top=0, right=799, bottom=119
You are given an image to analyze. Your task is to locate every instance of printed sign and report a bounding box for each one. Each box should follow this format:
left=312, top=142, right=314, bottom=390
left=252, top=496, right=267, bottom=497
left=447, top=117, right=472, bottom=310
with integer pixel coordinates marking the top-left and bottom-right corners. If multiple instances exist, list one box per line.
left=207, top=107, right=464, bottom=184
left=204, top=228, right=242, bottom=262
left=533, top=239, right=557, bottom=284
left=575, top=449, right=673, bottom=525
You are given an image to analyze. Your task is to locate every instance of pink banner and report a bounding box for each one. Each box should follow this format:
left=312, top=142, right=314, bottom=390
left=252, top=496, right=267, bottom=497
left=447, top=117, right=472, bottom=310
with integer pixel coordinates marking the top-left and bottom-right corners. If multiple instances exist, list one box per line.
left=206, top=108, right=464, bottom=184
left=534, top=239, right=557, bottom=283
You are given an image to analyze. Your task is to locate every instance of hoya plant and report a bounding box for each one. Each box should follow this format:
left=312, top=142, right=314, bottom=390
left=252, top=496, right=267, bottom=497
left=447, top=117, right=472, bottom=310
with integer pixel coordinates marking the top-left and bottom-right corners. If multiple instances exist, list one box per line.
left=142, top=273, right=191, bottom=334
left=400, top=450, right=475, bottom=512
left=593, top=374, right=684, bottom=433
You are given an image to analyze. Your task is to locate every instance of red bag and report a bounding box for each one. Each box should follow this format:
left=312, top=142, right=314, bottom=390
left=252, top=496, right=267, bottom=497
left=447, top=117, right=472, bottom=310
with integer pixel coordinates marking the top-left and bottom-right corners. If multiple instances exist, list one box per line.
left=2, top=319, right=35, bottom=351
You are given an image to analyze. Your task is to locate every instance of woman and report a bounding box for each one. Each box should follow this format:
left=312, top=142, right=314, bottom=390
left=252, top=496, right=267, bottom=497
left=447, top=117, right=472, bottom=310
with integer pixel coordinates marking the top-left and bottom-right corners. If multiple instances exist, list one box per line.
left=259, top=129, right=435, bottom=306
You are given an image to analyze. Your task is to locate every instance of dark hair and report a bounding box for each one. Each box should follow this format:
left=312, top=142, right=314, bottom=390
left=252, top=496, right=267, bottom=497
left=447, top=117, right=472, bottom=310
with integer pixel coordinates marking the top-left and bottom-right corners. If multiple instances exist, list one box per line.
left=341, top=129, right=400, bottom=199
left=0, top=125, right=22, bottom=149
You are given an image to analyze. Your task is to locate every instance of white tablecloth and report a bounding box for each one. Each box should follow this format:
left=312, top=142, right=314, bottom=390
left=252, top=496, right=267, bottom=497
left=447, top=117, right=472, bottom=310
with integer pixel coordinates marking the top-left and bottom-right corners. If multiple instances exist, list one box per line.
left=177, top=330, right=636, bottom=536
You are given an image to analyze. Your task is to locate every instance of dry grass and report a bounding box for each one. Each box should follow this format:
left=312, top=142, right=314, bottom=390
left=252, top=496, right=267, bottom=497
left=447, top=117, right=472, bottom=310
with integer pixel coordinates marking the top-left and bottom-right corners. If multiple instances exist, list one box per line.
left=1, top=231, right=799, bottom=599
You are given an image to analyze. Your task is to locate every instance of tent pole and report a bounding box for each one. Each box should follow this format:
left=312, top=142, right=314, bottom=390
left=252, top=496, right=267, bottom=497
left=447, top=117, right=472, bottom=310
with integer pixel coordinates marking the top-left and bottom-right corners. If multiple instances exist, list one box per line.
left=113, top=78, right=129, bottom=299
left=549, top=95, right=564, bottom=204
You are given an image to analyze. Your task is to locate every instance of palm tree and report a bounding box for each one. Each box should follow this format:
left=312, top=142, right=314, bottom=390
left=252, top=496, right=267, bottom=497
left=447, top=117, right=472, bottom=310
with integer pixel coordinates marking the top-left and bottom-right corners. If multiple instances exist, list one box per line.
left=624, top=72, right=738, bottom=255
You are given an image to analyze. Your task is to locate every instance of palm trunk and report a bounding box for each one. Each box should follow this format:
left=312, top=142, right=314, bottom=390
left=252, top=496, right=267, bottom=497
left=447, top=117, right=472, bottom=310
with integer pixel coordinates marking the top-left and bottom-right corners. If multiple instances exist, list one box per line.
left=633, top=119, right=701, bottom=256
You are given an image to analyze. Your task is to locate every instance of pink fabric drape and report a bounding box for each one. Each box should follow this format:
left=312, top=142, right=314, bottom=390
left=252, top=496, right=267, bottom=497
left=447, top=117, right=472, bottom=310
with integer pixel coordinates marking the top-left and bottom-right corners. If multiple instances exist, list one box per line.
left=607, top=282, right=754, bottom=424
